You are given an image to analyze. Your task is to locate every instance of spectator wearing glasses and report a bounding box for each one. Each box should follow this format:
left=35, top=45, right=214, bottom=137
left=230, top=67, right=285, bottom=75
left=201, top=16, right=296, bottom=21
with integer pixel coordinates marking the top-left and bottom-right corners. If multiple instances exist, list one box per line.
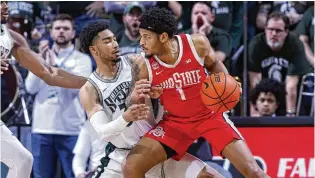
left=248, top=12, right=310, bottom=117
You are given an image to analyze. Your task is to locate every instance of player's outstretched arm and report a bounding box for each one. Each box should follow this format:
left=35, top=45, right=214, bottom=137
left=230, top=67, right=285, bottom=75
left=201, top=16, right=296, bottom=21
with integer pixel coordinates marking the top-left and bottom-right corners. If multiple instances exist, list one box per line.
left=10, top=30, right=86, bottom=89
left=79, top=82, right=149, bottom=142
left=191, top=34, right=229, bottom=74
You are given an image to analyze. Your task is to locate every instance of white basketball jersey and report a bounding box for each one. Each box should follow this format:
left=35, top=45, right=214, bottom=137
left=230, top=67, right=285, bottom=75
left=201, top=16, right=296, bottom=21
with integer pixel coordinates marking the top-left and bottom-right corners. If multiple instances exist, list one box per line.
left=0, top=24, right=14, bottom=59
left=88, top=56, right=159, bottom=149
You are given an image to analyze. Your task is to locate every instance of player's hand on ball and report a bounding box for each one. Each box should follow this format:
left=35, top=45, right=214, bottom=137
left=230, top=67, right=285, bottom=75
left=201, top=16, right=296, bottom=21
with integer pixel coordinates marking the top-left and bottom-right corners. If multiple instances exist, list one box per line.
left=123, top=104, right=150, bottom=121
left=149, top=85, right=163, bottom=99
left=131, top=79, right=151, bottom=103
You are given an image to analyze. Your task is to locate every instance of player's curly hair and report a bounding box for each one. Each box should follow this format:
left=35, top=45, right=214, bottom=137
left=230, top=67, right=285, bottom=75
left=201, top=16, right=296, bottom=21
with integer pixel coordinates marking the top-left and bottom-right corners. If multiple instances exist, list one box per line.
left=139, top=7, right=177, bottom=38
left=250, top=78, right=285, bottom=107
left=79, top=20, right=108, bottom=53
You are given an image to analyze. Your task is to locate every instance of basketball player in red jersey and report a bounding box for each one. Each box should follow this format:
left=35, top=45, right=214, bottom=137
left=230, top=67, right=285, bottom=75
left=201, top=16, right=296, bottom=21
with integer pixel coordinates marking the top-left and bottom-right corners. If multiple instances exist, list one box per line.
left=122, top=7, right=269, bottom=178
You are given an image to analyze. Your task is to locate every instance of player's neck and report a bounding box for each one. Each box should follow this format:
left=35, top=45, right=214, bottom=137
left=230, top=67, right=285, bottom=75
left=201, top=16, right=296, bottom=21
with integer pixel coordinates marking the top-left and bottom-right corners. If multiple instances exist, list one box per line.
left=156, top=38, right=179, bottom=65
left=95, top=60, right=119, bottom=79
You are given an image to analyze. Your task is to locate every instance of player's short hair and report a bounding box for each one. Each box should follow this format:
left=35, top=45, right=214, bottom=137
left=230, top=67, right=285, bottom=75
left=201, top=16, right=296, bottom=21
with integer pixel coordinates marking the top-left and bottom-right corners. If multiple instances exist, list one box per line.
left=250, top=78, right=285, bottom=105
left=266, top=11, right=290, bottom=30
left=139, top=7, right=177, bottom=38
left=52, top=14, right=75, bottom=29
left=79, top=20, right=109, bottom=53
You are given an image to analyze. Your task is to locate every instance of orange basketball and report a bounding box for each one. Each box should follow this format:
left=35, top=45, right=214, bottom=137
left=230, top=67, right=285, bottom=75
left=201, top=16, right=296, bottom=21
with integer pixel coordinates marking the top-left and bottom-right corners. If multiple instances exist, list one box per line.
left=200, top=72, right=241, bottom=113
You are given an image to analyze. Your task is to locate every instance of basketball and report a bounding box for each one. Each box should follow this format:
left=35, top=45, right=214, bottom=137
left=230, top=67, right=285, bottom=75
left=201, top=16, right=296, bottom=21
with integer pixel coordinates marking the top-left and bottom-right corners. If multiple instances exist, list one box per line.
left=200, top=72, right=241, bottom=113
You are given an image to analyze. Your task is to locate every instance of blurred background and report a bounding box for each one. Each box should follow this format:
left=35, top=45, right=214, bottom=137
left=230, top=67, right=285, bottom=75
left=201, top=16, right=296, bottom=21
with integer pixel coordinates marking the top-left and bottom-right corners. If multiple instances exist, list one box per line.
left=1, top=1, right=314, bottom=178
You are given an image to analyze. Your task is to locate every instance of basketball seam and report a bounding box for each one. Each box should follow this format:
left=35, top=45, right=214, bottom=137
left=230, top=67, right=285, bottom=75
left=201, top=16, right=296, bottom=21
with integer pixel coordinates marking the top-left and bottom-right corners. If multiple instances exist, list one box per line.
left=204, top=82, right=238, bottom=106
left=210, top=73, right=229, bottom=112
left=219, top=73, right=227, bottom=98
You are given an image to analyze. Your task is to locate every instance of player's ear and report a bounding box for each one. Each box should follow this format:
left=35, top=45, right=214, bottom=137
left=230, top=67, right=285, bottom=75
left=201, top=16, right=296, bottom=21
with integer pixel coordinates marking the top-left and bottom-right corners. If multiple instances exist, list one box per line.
left=159, top=32, right=169, bottom=43
left=89, top=46, right=97, bottom=56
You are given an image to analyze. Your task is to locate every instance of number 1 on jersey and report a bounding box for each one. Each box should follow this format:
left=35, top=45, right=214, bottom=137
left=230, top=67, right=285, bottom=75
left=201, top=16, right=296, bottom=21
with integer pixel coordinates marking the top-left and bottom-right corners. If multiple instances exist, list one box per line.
left=177, top=88, right=186, bottom=100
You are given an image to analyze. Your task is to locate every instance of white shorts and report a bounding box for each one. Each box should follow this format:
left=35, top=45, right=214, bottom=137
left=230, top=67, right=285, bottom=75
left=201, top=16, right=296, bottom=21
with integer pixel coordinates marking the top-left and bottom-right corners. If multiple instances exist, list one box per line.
left=0, top=121, right=33, bottom=178
left=94, top=149, right=206, bottom=178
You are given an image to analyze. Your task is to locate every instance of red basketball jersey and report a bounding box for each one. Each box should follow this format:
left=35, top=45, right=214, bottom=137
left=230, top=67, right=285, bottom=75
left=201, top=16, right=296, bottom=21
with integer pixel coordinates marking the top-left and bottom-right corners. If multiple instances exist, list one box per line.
left=145, top=34, right=214, bottom=121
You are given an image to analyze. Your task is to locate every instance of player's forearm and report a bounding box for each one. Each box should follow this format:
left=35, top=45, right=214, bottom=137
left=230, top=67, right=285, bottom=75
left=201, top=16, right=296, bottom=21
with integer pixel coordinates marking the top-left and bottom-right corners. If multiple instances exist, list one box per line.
left=13, top=46, right=87, bottom=89
left=215, top=51, right=226, bottom=62
left=89, top=110, right=130, bottom=142
left=72, top=154, right=88, bottom=177
left=47, top=67, right=87, bottom=89
left=208, top=60, right=229, bottom=74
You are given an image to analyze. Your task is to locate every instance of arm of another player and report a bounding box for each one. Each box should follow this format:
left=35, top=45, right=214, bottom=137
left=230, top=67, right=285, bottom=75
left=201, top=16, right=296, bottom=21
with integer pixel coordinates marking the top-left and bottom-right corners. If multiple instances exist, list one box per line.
left=79, top=82, right=149, bottom=142
left=124, top=54, right=158, bottom=126
left=191, top=34, right=229, bottom=74
left=126, top=54, right=153, bottom=106
left=72, top=123, right=92, bottom=178
left=299, top=35, right=314, bottom=67
left=9, top=30, right=87, bottom=89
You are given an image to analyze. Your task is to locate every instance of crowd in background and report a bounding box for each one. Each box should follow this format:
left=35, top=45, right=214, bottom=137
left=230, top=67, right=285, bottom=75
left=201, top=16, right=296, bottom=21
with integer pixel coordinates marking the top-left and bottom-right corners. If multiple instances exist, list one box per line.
left=1, top=1, right=314, bottom=178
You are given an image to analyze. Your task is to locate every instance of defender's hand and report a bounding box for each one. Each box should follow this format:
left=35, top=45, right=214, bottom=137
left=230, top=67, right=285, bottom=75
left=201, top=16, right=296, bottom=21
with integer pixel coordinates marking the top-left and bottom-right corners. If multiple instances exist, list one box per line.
left=131, top=79, right=151, bottom=103
left=149, top=86, right=163, bottom=99
left=123, top=104, right=150, bottom=122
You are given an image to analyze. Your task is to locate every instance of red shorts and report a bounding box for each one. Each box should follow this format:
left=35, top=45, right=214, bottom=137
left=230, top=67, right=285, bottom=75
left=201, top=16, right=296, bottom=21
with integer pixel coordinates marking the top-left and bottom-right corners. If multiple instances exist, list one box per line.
left=145, top=112, right=243, bottom=161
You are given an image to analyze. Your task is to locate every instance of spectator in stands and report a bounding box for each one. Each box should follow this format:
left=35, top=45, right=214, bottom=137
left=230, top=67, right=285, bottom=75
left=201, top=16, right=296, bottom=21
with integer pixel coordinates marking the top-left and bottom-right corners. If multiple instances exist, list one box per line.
left=295, top=6, right=314, bottom=68
left=210, top=1, right=243, bottom=51
left=25, top=14, right=92, bottom=178
left=253, top=1, right=314, bottom=35
left=273, top=1, right=313, bottom=29
left=183, top=2, right=232, bottom=63
left=250, top=79, right=286, bottom=117
left=294, top=6, right=314, bottom=116
left=72, top=122, right=106, bottom=178
left=118, top=2, right=145, bottom=56
left=101, top=1, right=156, bottom=35
left=248, top=12, right=310, bottom=117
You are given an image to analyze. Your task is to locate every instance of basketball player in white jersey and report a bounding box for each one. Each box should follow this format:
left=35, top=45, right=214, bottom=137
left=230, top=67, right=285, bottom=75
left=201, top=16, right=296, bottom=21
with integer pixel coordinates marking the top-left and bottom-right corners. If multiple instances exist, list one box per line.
left=0, top=1, right=87, bottom=177
left=78, top=20, right=223, bottom=178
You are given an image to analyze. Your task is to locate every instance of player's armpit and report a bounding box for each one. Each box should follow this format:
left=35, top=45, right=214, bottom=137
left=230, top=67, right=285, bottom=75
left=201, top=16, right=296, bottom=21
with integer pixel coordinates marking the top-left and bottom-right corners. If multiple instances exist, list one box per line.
left=191, top=34, right=228, bottom=74
left=10, top=30, right=86, bottom=89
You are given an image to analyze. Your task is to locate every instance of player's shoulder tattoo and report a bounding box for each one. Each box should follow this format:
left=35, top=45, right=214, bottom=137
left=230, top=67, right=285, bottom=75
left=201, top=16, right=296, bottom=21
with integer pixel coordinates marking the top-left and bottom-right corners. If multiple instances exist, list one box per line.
left=124, top=54, right=144, bottom=82
left=124, top=54, right=145, bottom=107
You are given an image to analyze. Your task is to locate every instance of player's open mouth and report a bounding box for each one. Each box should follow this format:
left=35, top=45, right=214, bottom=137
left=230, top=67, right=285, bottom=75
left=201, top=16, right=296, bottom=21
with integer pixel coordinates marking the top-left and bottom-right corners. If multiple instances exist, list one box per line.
left=113, top=50, right=120, bottom=55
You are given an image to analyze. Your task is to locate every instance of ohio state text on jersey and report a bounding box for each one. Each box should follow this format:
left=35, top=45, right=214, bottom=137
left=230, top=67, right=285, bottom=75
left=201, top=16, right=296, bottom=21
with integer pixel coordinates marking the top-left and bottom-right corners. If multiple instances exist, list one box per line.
left=144, top=34, right=214, bottom=120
